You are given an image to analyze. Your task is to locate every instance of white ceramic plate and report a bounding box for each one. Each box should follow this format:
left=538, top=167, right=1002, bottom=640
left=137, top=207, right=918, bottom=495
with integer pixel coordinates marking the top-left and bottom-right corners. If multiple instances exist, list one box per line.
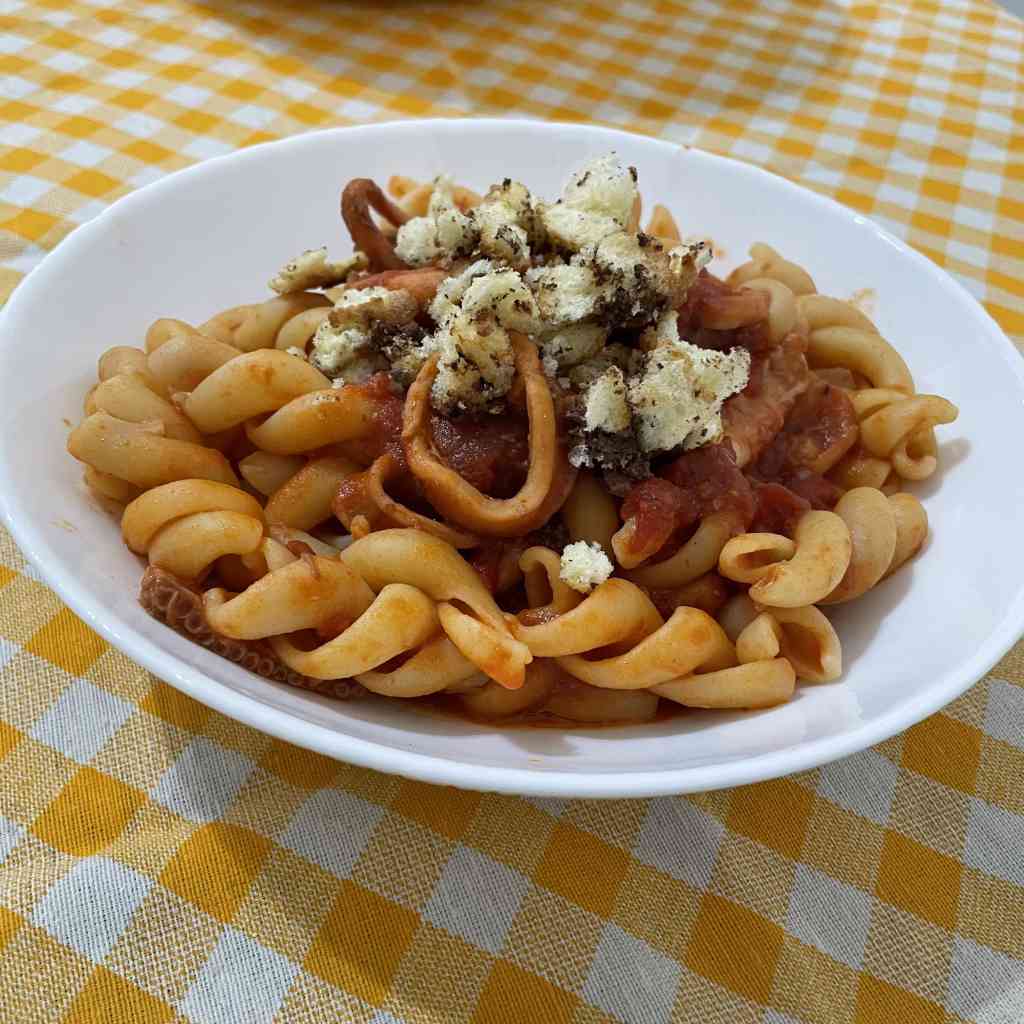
left=2, top=119, right=1023, bottom=798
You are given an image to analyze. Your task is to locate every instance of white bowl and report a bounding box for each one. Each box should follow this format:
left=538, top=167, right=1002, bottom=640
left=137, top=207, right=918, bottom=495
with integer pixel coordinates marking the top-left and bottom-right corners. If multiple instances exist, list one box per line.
left=2, top=118, right=1023, bottom=798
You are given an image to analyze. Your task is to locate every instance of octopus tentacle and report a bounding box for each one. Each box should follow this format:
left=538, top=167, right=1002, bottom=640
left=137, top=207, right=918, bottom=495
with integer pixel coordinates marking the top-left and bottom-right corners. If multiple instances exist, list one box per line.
left=139, top=566, right=361, bottom=700
left=341, top=179, right=410, bottom=272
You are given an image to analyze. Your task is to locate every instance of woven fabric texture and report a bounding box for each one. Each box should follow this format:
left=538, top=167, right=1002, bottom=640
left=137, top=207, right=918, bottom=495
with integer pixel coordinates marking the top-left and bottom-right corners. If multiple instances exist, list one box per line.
left=1, top=0, right=1023, bottom=1021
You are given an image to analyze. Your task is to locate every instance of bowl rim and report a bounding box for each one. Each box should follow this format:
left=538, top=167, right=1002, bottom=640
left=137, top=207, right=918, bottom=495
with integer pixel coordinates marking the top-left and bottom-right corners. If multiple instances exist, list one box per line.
left=3, top=116, right=1023, bottom=798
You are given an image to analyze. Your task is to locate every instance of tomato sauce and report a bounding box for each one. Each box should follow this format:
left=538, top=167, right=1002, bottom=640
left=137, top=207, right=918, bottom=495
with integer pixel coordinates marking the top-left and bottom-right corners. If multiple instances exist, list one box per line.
left=756, top=379, right=858, bottom=479
left=340, top=373, right=531, bottom=497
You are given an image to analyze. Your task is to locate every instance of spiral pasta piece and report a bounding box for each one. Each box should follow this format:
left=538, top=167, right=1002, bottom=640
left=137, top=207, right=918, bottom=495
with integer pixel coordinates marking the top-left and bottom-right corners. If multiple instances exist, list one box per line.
left=245, top=387, right=378, bottom=454
left=751, top=511, right=851, bottom=608
left=122, top=479, right=264, bottom=553
left=148, top=511, right=264, bottom=581
left=146, top=318, right=199, bottom=353
left=562, top=471, right=619, bottom=553
left=238, top=452, right=304, bottom=496
left=796, top=289, right=914, bottom=396
left=92, top=372, right=201, bottom=443
left=768, top=606, right=841, bottom=683
left=740, top=278, right=800, bottom=345
left=357, top=636, right=479, bottom=698
left=727, top=243, right=816, bottom=295
left=822, top=487, right=897, bottom=604
left=68, top=412, right=239, bottom=488
left=807, top=325, right=913, bottom=393
left=264, top=455, right=361, bottom=530
left=339, top=529, right=507, bottom=632
left=736, top=606, right=840, bottom=682
left=200, top=292, right=329, bottom=352
left=735, top=611, right=781, bottom=662
left=98, top=346, right=164, bottom=395
left=624, top=512, right=736, bottom=589
left=891, top=427, right=939, bottom=481
left=718, top=533, right=797, bottom=584
left=859, top=394, right=957, bottom=460
left=83, top=466, right=142, bottom=505
left=720, top=511, right=852, bottom=608
left=557, top=606, right=734, bottom=689
left=437, top=602, right=532, bottom=690
left=146, top=329, right=243, bottom=394
left=828, top=448, right=894, bottom=491
left=886, top=493, right=928, bottom=577
left=183, top=350, right=330, bottom=433
left=513, top=578, right=661, bottom=658
left=653, top=658, right=795, bottom=708
left=203, top=556, right=374, bottom=639
left=841, top=387, right=954, bottom=485
left=273, top=307, right=332, bottom=352
left=519, top=546, right=584, bottom=619
left=797, top=295, right=877, bottom=334
left=270, top=584, right=439, bottom=679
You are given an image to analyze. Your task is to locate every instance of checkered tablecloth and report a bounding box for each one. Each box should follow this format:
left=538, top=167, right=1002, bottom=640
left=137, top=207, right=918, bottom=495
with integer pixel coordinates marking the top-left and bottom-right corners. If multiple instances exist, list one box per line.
left=1, top=0, right=1023, bottom=1021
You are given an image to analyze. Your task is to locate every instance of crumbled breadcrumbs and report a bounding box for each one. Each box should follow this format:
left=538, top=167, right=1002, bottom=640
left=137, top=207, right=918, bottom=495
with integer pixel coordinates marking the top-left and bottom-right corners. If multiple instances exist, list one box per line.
left=269, top=248, right=367, bottom=294
left=559, top=541, right=614, bottom=593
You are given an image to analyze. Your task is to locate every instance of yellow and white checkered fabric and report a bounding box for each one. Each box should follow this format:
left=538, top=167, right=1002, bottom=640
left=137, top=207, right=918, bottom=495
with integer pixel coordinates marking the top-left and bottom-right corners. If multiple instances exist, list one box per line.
left=1, top=0, right=1023, bottom=1020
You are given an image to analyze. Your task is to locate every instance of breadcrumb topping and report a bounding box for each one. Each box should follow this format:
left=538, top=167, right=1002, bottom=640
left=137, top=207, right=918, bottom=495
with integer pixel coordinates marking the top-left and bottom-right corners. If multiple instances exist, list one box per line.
left=539, top=322, right=608, bottom=370
left=429, top=265, right=542, bottom=413
left=429, top=259, right=497, bottom=324
left=540, top=153, right=638, bottom=253
left=584, top=366, right=631, bottom=434
left=395, top=177, right=479, bottom=266
left=310, top=287, right=417, bottom=382
left=563, top=154, right=637, bottom=225
left=269, top=248, right=367, bottom=294
left=559, top=541, right=614, bottom=593
left=302, top=157, right=741, bottom=457
left=628, top=311, right=750, bottom=453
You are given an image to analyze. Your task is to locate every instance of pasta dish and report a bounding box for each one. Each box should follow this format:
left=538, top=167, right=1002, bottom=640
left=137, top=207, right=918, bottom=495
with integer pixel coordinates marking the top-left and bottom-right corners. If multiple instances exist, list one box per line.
left=67, top=156, right=959, bottom=726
